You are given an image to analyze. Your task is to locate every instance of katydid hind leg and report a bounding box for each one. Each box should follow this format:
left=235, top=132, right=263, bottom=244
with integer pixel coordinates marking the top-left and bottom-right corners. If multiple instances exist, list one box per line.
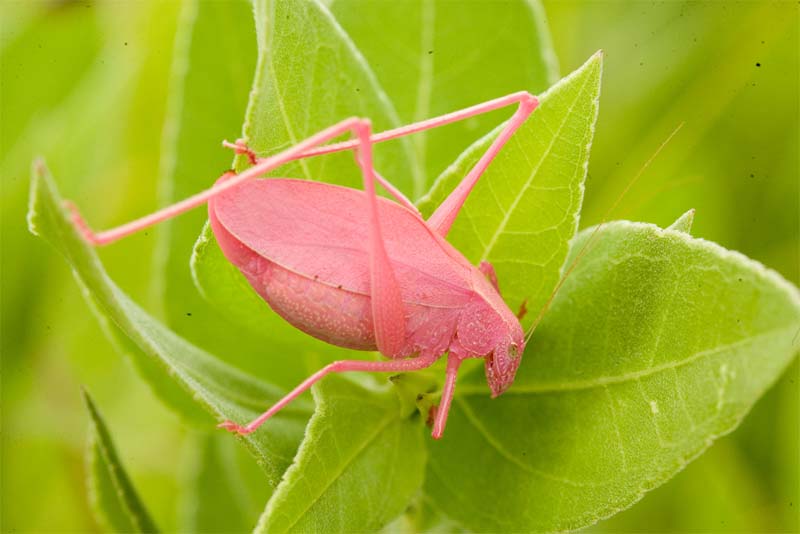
left=294, top=92, right=540, bottom=229
left=224, top=92, right=540, bottom=222
left=218, top=352, right=441, bottom=435
left=426, top=93, right=538, bottom=237
left=352, top=121, right=407, bottom=357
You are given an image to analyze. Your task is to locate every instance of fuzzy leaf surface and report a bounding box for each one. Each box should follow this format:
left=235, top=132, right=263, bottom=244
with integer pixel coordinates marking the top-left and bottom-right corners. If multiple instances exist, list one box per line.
left=256, top=375, right=426, bottom=534
left=329, top=0, right=560, bottom=191
left=426, top=220, right=800, bottom=532
left=417, top=52, right=602, bottom=328
left=28, top=163, right=308, bottom=485
left=84, top=391, right=159, bottom=533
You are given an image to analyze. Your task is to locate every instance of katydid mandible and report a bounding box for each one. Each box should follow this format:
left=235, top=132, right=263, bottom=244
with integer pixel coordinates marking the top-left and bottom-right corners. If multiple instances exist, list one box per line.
left=65, top=91, right=539, bottom=439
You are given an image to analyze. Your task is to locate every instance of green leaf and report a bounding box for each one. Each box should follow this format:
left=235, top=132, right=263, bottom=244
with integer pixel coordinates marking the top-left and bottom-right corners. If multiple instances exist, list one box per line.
left=255, top=375, right=427, bottom=533
left=328, top=0, right=560, bottom=190
left=243, top=0, right=415, bottom=190
left=179, top=433, right=270, bottom=533
left=28, top=161, right=308, bottom=484
left=590, top=438, right=779, bottom=532
left=417, top=52, right=602, bottom=328
left=190, top=0, right=417, bottom=367
left=83, top=390, right=159, bottom=533
left=426, top=220, right=800, bottom=532
left=667, top=208, right=695, bottom=234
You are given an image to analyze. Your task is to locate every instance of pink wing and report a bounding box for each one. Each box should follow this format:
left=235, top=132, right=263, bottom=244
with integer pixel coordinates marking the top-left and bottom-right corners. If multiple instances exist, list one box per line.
left=210, top=179, right=476, bottom=309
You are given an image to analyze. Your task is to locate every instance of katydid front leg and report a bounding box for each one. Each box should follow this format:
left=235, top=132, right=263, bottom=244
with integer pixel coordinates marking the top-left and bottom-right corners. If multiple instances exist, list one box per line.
left=431, top=353, right=464, bottom=439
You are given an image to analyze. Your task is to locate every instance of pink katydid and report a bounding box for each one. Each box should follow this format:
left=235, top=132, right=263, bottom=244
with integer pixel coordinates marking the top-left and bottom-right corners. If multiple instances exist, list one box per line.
left=65, top=91, right=539, bottom=439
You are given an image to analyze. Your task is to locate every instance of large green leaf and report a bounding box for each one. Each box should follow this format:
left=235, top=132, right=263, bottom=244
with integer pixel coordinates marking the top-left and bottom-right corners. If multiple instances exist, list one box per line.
left=255, top=375, right=426, bottom=534
left=190, top=0, right=417, bottom=367
left=426, top=218, right=800, bottom=532
left=28, top=162, right=308, bottom=485
left=328, top=0, right=560, bottom=191
left=84, top=390, right=159, bottom=533
left=418, top=52, right=602, bottom=328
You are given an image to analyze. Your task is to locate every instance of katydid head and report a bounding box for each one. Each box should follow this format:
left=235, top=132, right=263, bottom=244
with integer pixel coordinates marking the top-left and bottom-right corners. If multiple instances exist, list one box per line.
left=484, top=323, right=525, bottom=398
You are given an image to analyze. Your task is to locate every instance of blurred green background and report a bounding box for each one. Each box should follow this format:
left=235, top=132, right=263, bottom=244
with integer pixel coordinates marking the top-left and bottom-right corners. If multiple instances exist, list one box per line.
left=1, top=1, right=797, bottom=532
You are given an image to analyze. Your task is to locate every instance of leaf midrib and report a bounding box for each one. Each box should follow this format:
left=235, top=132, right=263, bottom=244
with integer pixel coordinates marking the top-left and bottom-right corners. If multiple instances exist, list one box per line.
left=262, top=0, right=312, bottom=180
left=456, top=325, right=796, bottom=396
left=477, top=65, right=593, bottom=263
left=455, top=396, right=606, bottom=488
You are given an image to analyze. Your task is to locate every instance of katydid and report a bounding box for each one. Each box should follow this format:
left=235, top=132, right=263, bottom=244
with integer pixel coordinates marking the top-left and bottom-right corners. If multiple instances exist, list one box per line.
left=65, top=91, right=539, bottom=439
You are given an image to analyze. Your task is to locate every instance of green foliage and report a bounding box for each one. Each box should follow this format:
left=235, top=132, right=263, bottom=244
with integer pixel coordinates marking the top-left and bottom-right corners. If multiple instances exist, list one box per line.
left=245, top=0, right=415, bottom=190
left=28, top=163, right=309, bottom=485
left=8, top=0, right=800, bottom=532
left=426, top=218, right=800, bottom=532
left=84, top=390, right=159, bottom=533
left=178, top=433, right=269, bottom=533
left=256, top=375, right=427, bottom=533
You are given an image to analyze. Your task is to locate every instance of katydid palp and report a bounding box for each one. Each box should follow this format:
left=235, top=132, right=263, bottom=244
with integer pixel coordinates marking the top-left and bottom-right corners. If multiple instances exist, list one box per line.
left=65, top=91, right=539, bottom=439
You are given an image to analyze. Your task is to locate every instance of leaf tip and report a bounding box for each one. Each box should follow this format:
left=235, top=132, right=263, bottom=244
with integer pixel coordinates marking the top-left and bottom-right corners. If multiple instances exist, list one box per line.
left=190, top=221, right=215, bottom=299
left=80, top=384, right=92, bottom=404
left=81, top=386, right=101, bottom=423
left=579, top=49, right=604, bottom=86
left=667, top=208, right=696, bottom=234
left=27, top=158, right=50, bottom=238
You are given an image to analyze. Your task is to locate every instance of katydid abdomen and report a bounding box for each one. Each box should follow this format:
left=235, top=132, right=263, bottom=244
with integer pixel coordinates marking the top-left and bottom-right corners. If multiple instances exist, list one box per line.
left=208, top=178, right=521, bottom=365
